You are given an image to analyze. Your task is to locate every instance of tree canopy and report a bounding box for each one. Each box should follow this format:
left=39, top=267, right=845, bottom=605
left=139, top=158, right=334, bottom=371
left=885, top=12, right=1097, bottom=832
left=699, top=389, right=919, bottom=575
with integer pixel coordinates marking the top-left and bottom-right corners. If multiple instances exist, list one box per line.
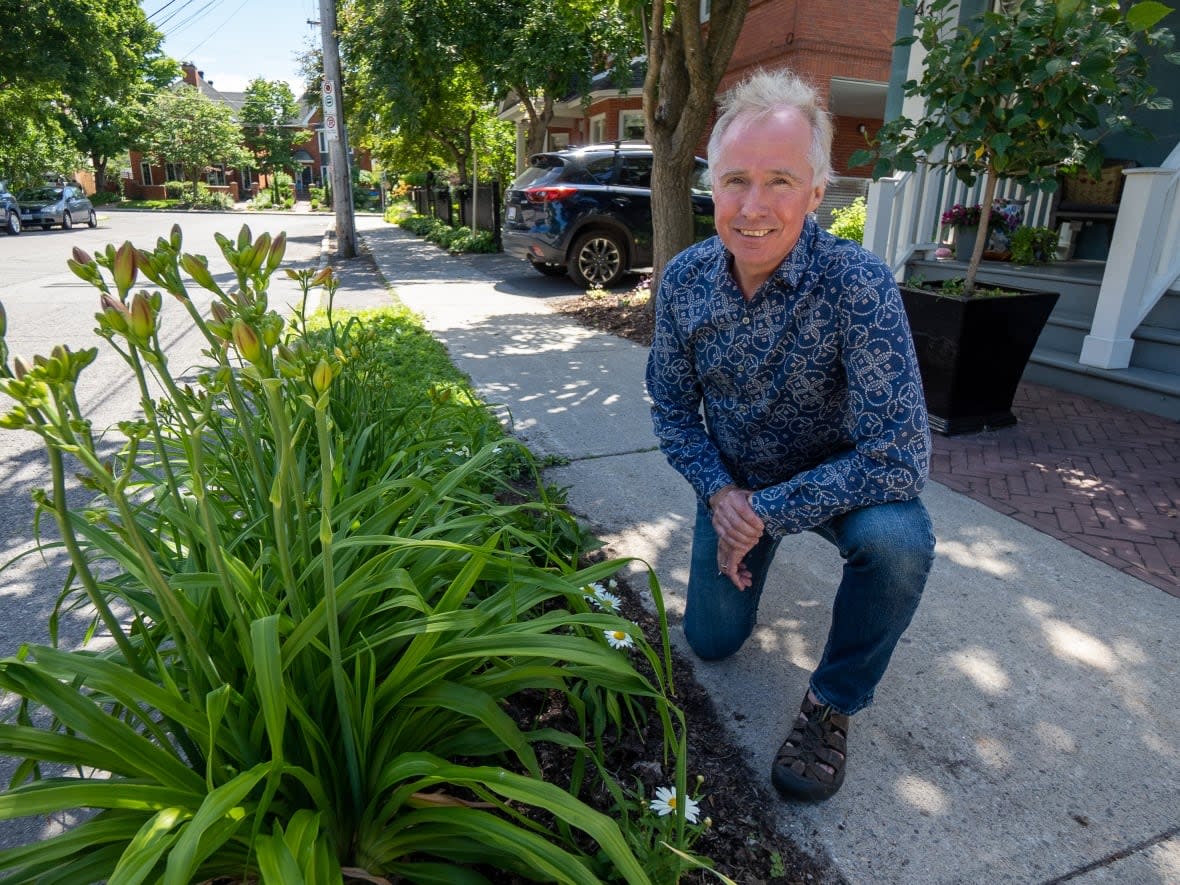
left=139, top=86, right=250, bottom=202
left=241, top=79, right=312, bottom=201
left=343, top=0, right=641, bottom=177
left=0, top=0, right=172, bottom=187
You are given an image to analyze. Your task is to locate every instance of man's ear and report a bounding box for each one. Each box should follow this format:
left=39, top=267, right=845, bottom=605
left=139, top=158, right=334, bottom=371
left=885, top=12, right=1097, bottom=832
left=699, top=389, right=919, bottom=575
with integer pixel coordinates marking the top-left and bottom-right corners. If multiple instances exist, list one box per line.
left=808, top=185, right=826, bottom=214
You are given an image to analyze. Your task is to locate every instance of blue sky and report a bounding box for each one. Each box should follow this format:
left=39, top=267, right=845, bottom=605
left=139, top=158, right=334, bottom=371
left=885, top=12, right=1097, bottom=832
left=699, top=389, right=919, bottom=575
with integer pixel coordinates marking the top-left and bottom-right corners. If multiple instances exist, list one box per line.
left=141, top=0, right=321, bottom=95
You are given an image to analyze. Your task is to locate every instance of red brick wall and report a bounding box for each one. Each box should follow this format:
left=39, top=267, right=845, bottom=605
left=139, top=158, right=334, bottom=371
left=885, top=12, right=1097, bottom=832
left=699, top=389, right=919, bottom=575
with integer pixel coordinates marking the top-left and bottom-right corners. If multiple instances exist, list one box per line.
left=701, top=0, right=898, bottom=173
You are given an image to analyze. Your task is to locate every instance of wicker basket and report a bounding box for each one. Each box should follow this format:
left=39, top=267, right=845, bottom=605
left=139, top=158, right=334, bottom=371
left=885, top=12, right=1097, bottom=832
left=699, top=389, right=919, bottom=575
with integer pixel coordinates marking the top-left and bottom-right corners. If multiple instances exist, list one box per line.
left=1062, top=164, right=1126, bottom=204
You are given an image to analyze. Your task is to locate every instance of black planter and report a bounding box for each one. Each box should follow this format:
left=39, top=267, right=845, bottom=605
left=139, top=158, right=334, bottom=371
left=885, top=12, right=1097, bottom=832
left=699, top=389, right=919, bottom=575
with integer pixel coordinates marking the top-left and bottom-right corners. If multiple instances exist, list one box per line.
left=899, top=284, right=1059, bottom=435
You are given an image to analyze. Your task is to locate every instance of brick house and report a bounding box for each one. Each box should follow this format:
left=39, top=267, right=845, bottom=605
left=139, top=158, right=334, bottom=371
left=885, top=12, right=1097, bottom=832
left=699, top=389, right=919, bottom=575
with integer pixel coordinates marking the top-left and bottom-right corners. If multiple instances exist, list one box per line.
left=498, top=0, right=897, bottom=214
left=125, top=63, right=371, bottom=201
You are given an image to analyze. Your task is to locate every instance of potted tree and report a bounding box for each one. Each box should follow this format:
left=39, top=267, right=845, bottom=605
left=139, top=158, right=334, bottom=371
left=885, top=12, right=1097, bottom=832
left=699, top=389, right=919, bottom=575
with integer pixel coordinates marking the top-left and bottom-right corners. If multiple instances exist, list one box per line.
left=853, top=0, right=1177, bottom=434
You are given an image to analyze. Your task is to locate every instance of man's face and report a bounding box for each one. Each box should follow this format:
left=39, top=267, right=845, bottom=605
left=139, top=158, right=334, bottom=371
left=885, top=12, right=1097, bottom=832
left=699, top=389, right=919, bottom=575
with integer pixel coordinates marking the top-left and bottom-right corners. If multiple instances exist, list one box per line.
left=711, top=107, right=825, bottom=296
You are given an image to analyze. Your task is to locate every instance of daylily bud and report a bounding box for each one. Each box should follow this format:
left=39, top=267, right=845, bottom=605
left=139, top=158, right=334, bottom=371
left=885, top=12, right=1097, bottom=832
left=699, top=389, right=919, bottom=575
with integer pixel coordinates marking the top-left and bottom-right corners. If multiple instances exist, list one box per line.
left=0, top=301, right=6, bottom=338
left=311, top=267, right=334, bottom=287
left=100, top=293, right=130, bottom=333
left=237, top=224, right=252, bottom=250
left=180, top=253, right=219, bottom=292
left=72, top=246, right=93, bottom=267
left=249, top=232, right=271, bottom=272
left=130, top=292, right=155, bottom=340
left=210, top=301, right=231, bottom=324
left=232, top=320, right=262, bottom=364
left=312, top=358, right=332, bottom=393
left=113, top=242, right=138, bottom=294
left=267, top=231, right=287, bottom=271
left=13, top=356, right=31, bottom=379
left=170, top=224, right=182, bottom=251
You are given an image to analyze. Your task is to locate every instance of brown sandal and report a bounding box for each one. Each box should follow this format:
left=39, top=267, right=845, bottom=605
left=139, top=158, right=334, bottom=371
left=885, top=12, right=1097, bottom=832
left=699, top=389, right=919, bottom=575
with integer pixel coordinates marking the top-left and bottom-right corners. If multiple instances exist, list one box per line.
left=771, top=693, right=849, bottom=801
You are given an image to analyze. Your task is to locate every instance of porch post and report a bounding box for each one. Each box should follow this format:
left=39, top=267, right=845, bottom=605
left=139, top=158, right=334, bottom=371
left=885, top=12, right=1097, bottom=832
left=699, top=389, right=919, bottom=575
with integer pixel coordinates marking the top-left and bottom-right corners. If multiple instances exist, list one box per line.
left=864, top=177, right=897, bottom=266
left=1079, top=168, right=1170, bottom=369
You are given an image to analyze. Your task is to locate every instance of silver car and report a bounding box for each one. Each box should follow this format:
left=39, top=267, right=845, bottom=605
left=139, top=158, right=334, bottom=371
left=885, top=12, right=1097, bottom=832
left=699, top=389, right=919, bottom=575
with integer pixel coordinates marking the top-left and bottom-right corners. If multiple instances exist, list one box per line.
left=16, top=184, right=97, bottom=231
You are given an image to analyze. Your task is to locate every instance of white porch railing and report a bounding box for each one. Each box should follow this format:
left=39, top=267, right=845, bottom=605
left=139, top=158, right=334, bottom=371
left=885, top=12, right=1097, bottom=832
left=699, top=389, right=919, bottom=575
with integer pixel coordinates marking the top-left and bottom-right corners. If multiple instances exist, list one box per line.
left=864, top=147, right=1180, bottom=372
left=863, top=164, right=1054, bottom=278
left=1080, top=142, right=1180, bottom=369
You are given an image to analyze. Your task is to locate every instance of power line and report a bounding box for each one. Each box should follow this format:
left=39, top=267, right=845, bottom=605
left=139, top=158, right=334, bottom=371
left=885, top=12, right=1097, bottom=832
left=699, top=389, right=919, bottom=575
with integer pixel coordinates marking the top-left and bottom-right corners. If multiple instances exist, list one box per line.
left=182, top=0, right=250, bottom=58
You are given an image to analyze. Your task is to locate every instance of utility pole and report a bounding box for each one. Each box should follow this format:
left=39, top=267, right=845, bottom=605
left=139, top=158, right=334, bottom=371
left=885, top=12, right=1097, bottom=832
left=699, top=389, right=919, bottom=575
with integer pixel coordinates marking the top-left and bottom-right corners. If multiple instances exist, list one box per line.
left=318, top=0, right=357, bottom=258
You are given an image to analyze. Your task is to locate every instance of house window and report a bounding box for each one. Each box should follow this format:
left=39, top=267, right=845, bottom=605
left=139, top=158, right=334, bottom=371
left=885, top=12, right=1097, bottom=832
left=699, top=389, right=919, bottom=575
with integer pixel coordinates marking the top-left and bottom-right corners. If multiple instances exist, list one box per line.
left=207, top=165, right=226, bottom=186
left=165, top=162, right=184, bottom=182
left=589, top=114, right=606, bottom=145
left=700, top=0, right=711, bottom=22
left=318, top=128, right=327, bottom=154
left=320, top=165, right=329, bottom=187
left=139, top=160, right=153, bottom=185
left=619, top=110, right=646, bottom=142
left=549, top=132, right=570, bottom=150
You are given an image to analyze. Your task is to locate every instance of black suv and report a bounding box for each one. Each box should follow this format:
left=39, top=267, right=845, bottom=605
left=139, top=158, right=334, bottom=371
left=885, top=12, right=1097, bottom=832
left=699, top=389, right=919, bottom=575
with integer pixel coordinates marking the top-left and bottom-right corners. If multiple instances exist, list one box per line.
left=0, top=183, right=21, bottom=235
left=502, top=144, right=713, bottom=288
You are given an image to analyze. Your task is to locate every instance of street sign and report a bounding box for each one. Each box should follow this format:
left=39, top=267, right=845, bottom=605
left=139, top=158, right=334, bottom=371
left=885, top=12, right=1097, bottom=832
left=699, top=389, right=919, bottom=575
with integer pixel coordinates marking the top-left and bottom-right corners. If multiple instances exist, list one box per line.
left=322, top=80, right=340, bottom=141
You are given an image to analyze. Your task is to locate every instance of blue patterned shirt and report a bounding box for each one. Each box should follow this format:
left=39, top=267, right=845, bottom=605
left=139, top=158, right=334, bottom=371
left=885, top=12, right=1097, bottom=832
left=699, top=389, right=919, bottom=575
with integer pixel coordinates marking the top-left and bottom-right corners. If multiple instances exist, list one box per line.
left=645, top=216, right=930, bottom=539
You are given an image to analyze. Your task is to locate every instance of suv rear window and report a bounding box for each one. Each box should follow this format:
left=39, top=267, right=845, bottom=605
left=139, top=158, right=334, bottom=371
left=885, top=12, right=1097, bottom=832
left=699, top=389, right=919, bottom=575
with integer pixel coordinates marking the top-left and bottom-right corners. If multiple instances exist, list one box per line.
left=510, top=160, right=565, bottom=190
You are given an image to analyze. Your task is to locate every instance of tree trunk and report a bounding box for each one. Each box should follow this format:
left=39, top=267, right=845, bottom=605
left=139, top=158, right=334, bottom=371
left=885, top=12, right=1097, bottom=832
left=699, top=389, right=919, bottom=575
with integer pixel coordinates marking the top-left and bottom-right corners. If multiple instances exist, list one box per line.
left=93, top=157, right=108, bottom=193
left=643, top=0, right=749, bottom=302
left=519, top=92, right=554, bottom=161
left=964, top=165, right=999, bottom=296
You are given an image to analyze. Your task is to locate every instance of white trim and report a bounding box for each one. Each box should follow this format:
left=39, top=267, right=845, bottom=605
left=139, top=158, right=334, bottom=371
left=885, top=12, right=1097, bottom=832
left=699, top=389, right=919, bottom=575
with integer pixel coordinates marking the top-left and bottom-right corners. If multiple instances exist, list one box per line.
left=589, top=114, right=606, bottom=145
left=700, top=0, right=711, bottom=23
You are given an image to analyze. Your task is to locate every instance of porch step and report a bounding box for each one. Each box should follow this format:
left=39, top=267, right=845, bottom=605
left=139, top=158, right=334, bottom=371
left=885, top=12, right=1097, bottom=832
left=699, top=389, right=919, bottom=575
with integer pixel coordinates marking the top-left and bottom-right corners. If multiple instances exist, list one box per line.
left=1024, top=347, right=1180, bottom=421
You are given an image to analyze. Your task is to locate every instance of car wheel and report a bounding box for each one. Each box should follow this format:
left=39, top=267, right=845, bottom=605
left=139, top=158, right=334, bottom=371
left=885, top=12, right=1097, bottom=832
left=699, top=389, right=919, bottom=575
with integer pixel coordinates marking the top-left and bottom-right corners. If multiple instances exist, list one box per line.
left=62, top=211, right=73, bottom=230
left=528, top=257, right=568, bottom=277
left=87, top=209, right=97, bottom=228
left=4, top=211, right=19, bottom=235
left=569, top=230, right=626, bottom=289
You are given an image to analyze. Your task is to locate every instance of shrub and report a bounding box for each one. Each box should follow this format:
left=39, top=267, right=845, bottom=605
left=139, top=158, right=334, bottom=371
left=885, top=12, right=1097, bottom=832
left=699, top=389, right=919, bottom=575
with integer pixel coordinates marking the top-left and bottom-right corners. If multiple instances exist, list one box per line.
left=0, top=228, right=709, bottom=883
left=827, top=196, right=866, bottom=243
left=164, top=179, right=187, bottom=200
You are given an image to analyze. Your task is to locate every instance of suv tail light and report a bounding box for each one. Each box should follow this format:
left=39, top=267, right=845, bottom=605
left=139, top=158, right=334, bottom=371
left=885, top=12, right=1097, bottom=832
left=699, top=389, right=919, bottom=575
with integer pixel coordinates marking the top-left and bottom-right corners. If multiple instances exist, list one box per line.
left=524, top=185, right=577, bottom=203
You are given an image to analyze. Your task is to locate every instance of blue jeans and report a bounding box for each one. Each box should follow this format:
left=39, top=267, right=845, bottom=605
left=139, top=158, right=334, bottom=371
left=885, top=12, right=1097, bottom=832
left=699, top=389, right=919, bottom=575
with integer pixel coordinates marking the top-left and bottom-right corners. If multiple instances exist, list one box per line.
left=683, top=496, right=934, bottom=715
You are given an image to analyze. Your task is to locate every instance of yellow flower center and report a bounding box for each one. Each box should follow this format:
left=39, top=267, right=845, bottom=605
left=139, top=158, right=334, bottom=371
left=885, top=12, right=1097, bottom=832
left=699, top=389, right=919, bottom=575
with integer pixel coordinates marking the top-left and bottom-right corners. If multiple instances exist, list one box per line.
left=612, top=631, right=626, bottom=640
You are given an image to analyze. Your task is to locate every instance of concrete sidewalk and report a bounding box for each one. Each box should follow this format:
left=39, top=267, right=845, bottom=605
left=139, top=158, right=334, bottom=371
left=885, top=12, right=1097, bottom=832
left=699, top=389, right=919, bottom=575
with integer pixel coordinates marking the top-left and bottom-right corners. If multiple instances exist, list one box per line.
left=338, top=219, right=1180, bottom=885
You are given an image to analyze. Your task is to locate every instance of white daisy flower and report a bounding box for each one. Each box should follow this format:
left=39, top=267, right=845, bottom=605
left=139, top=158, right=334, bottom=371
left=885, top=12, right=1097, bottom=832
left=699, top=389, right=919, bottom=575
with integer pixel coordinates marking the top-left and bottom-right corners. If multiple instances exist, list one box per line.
left=649, top=786, right=701, bottom=824
left=585, top=589, right=622, bottom=612
left=603, top=629, right=634, bottom=649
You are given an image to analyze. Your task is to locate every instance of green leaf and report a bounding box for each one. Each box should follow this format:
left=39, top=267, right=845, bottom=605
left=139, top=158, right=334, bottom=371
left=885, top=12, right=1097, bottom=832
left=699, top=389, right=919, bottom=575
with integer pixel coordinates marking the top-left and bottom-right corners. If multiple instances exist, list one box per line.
left=1126, top=1, right=1172, bottom=32
left=106, top=808, right=186, bottom=885
left=162, top=765, right=269, bottom=884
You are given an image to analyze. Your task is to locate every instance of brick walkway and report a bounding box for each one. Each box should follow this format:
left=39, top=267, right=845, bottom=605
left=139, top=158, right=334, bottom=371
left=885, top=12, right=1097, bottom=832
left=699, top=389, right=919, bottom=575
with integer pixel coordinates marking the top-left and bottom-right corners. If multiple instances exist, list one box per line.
left=929, top=382, right=1180, bottom=597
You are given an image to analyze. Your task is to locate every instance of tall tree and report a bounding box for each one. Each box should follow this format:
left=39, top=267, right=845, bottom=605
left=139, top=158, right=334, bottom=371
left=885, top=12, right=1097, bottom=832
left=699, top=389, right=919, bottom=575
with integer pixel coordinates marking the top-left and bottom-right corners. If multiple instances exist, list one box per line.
left=343, top=0, right=639, bottom=170
left=0, top=0, right=170, bottom=186
left=241, top=79, right=312, bottom=202
left=637, top=0, right=749, bottom=293
left=139, top=86, right=249, bottom=203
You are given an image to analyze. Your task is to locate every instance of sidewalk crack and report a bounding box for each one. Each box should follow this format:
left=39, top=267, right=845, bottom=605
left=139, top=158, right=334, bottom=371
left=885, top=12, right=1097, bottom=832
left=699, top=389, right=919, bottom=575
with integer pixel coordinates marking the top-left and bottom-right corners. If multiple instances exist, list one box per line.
left=1038, top=824, right=1180, bottom=884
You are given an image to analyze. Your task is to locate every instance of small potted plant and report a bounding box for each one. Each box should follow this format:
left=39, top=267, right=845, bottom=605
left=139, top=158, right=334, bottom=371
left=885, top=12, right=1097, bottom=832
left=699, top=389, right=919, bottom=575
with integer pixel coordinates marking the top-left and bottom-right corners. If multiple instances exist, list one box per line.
left=853, top=0, right=1176, bottom=434
left=941, top=201, right=1023, bottom=261
left=1008, top=226, right=1062, bottom=266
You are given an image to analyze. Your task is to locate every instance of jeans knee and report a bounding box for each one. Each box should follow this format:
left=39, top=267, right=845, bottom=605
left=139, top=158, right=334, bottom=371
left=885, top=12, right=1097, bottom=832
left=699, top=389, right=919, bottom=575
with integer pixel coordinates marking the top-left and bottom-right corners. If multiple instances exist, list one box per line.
left=683, top=621, right=745, bottom=661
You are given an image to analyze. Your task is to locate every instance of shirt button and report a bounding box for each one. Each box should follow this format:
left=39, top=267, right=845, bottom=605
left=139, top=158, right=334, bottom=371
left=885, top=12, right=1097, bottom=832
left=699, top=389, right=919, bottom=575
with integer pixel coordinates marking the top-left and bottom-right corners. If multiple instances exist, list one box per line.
left=742, top=317, right=750, bottom=325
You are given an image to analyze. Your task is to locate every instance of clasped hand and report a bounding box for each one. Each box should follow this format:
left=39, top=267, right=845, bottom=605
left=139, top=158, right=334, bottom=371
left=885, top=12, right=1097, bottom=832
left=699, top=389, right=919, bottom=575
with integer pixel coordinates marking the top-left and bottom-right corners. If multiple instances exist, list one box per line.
left=710, top=485, right=764, bottom=590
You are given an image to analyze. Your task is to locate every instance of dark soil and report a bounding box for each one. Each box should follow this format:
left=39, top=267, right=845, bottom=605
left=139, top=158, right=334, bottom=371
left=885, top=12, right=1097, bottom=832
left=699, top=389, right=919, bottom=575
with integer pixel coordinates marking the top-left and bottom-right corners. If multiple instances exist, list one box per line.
left=550, top=290, right=842, bottom=885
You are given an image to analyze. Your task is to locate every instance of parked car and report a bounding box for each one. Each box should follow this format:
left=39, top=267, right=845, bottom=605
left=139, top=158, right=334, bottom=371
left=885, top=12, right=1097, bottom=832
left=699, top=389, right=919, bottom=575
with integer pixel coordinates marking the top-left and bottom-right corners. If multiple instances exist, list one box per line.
left=502, top=144, right=714, bottom=288
left=0, top=183, right=20, bottom=235
left=16, top=184, right=97, bottom=231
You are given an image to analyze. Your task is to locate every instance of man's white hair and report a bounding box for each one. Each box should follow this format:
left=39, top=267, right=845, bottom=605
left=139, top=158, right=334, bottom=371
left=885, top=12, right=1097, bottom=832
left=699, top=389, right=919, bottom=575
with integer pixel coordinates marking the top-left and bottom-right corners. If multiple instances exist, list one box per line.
left=707, top=68, right=834, bottom=188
